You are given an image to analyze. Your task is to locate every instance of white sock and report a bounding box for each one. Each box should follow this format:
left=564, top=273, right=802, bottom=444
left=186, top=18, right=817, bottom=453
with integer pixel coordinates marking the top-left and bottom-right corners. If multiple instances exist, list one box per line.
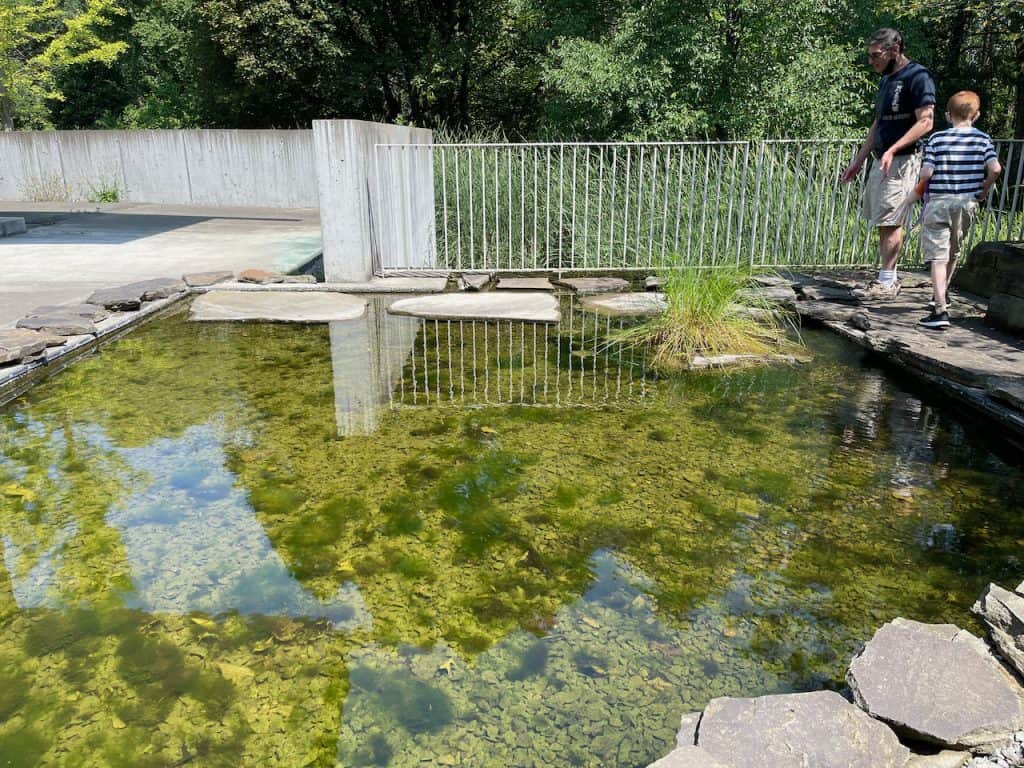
left=878, top=269, right=897, bottom=286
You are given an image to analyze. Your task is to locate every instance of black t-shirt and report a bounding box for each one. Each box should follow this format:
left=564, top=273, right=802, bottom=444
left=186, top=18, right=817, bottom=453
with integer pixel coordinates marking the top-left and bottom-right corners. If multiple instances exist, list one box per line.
left=874, top=61, right=936, bottom=154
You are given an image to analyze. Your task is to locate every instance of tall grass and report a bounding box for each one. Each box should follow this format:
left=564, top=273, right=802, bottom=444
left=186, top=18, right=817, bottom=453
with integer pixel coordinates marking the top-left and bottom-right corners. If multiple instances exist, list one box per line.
left=607, top=265, right=801, bottom=373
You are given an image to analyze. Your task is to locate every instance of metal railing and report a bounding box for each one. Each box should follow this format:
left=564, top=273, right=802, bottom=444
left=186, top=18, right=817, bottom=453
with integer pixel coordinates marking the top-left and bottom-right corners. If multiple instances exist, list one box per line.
left=374, top=139, right=1024, bottom=272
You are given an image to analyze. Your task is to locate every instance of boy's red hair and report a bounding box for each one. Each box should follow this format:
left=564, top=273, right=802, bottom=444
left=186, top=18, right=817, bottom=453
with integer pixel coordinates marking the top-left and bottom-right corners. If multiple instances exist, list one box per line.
left=947, top=91, right=981, bottom=121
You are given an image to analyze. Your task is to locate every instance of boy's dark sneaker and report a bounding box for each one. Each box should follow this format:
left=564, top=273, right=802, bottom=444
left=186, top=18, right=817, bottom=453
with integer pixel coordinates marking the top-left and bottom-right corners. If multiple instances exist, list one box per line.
left=918, top=311, right=950, bottom=329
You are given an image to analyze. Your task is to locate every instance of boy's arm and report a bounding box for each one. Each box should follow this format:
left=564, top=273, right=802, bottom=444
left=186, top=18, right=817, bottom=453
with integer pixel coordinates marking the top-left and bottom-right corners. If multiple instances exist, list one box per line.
left=978, top=159, right=1003, bottom=202
left=841, top=121, right=877, bottom=183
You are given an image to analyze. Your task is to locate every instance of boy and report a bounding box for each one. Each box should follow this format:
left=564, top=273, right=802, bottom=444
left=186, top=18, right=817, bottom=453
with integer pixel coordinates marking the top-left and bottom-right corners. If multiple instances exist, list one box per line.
left=902, top=91, right=1001, bottom=328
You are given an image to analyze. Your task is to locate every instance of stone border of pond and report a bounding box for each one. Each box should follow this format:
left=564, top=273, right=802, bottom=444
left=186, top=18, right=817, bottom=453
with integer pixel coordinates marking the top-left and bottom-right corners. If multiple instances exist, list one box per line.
left=647, top=583, right=1024, bottom=768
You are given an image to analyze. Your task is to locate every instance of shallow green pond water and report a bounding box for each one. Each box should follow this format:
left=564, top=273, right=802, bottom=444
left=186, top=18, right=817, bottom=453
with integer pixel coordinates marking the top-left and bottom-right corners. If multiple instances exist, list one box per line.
left=1, top=296, right=1022, bottom=767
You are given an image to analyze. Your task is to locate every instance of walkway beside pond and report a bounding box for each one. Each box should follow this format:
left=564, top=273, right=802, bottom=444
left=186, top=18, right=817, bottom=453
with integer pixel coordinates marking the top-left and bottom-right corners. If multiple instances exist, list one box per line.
left=782, top=270, right=1024, bottom=446
left=0, top=202, right=321, bottom=328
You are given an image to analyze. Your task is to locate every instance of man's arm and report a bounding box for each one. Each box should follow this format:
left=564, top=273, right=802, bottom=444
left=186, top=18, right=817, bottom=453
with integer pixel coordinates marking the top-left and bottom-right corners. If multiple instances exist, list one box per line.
left=842, top=121, right=877, bottom=183
left=878, top=104, right=934, bottom=175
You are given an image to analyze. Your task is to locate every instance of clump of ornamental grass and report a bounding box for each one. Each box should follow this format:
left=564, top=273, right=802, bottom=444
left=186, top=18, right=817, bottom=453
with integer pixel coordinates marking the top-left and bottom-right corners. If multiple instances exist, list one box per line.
left=609, top=266, right=802, bottom=373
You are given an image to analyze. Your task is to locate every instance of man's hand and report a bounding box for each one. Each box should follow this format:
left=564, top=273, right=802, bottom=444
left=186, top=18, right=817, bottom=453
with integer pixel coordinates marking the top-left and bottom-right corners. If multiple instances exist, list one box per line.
left=878, top=149, right=896, bottom=177
left=841, top=160, right=863, bottom=183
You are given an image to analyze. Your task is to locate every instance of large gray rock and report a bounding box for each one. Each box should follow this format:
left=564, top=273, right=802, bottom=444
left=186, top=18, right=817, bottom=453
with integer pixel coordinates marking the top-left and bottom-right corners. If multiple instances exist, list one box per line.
left=86, top=278, right=185, bottom=310
left=847, top=618, right=1024, bottom=749
left=986, top=293, right=1024, bottom=336
left=387, top=292, right=560, bottom=323
left=457, top=272, right=493, bottom=291
left=973, top=583, right=1024, bottom=679
left=554, top=277, right=631, bottom=294
left=676, top=711, right=701, bottom=747
left=26, top=303, right=109, bottom=322
left=581, top=292, right=667, bottom=317
left=16, top=314, right=97, bottom=336
left=696, top=690, right=908, bottom=768
left=0, top=329, right=64, bottom=364
left=189, top=291, right=367, bottom=322
left=183, top=270, right=234, bottom=287
left=647, top=746, right=730, bottom=768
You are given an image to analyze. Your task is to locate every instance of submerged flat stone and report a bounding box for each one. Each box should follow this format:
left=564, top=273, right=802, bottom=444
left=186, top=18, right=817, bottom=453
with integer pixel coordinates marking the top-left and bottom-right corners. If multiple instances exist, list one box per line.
left=387, top=292, right=560, bottom=323
left=0, top=329, right=64, bottom=364
left=16, top=314, right=97, bottom=336
left=554, top=277, right=631, bottom=294
left=647, top=746, right=730, bottom=768
left=847, top=618, right=1024, bottom=749
left=184, top=271, right=234, bottom=287
left=189, top=291, right=367, bottom=323
left=581, top=293, right=667, bottom=317
left=973, top=583, right=1024, bottom=680
left=26, top=303, right=110, bottom=322
left=496, top=277, right=555, bottom=291
left=696, top=690, right=908, bottom=768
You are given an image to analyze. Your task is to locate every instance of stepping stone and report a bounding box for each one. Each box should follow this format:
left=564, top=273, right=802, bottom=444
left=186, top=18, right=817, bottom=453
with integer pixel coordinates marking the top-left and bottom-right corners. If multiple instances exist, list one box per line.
left=26, top=304, right=109, bottom=322
left=581, top=293, right=666, bottom=317
left=184, top=271, right=234, bottom=287
left=16, top=314, right=97, bottom=336
left=281, top=274, right=317, bottom=284
left=695, top=690, right=908, bottom=768
left=457, top=272, right=492, bottom=291
left=1, top=329, right=64, bottom=364
left=797, top=285, right=859, bottom=303
left=553, top=277, right=631, bottom=294
left=647, top=746, right=729, bottom=768
left=387, top=293, right=560, bottom=323
left=0, top=217, right=27, bottom=237
left=496, top=277, right=555, bottom=291
left=794, top=301, right=857, bottom=323
left=973, top=583, right=1024, bottom=680
left=847, top=618, right=1024, bottom=749
left=238, top=268, right=286, bottom=284
left=189, top=291, right=367, bottom=323
left=86, top=278, right=186, bottom=310
left=323, top=277, right=448, bottom=293
left=689, top=354, right=806, bottom=370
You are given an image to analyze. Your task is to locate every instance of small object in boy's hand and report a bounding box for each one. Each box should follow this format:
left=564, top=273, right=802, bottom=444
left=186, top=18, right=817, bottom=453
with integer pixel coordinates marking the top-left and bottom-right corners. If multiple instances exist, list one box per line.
left=914, top=179, right=928, bottom=198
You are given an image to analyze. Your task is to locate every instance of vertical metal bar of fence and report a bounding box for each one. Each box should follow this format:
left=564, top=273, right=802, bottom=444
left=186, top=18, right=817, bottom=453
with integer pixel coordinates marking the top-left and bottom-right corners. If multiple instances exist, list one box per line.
left=494, top=148, right=500, bottom=269
left=571, top=145, right=578, bottom=269
left=771, top=144, right=789, bottom=266
left=622, top=146, right=632, bottom=267
left=647, top=146, right=659, bottom=268
left=687, top=145, right=699, bottom=266
left=673, top=144, right=685, bottom=253
left=821, top=144, right=841, bottom=266
left=480, top=148, right=489, bottom=269
left=545, top=147, right=552, bottom=268
left=558, top=144, right=565, bottom=268
left=836, top=143, right=855, bottom=266
left=507, top=149, right=513, bottom=270
left=748, top=142, right=765, bottom=268
left=440, top=146, right=449, bottom=268
left=710, top=146, right=725, bottom=265
left=467, top=147, right=475, bottom=270
left=698, top=146, right=712, bottom=267
left=520, top=147, right=526, bottom=270
left=595, top=148, right=604, bottom=270
left=796, top=144, right=818, bottom=265
left=583, top=148, right=591, bottom=270
left=660, top=146, right=672, bottom=264
left=734, top=143, right=749, bottom=268
left=609, top=147, right=617, bottom=268
left=1007, top=142, right=1024, bottom=241
left=533, top=147, right=539, bottom=269
left=786, top=144, right=805, bottom=264
left=634, top=146, right=645, bottom=268
left=993, top=142, right=1017, bottom=240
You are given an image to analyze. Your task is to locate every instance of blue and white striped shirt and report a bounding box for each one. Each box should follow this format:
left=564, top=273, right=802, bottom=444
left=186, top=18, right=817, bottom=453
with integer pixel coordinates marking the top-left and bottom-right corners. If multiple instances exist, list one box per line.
left=922, top=127, right=997, bottom=196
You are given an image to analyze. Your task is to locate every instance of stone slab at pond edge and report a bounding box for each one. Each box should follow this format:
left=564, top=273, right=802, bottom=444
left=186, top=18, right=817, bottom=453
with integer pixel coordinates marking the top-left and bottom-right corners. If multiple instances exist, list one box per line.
left=496, top=277, right=556, bottom=291
left=184, top=271, right=235, bottom=287
left=26, top=304, right=110, bottom=322
left=15, top=314, right=97, bottom=337
left=581, top=293, right=667, bottom=317
left=189, top=291, right=367, bottom=323
left=87, top=278, right=186, bottom=311
left=847, top=618, right=1024, bottom=749
left=387, top=293, right=561, bottom=323
left=973, top=583, right=1024, bottom=680
left=692, top=690, right=909, bottom=768
left=554, top=277, right=631, bottom=294
left=0, top=329, right=64, bottom=364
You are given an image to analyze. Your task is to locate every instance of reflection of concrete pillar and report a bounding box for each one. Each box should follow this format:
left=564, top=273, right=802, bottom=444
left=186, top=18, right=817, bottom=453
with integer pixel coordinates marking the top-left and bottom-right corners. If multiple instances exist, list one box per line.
left=313, top=120, right=435, bottom=282
left=329, top=298, right=420, bottom=435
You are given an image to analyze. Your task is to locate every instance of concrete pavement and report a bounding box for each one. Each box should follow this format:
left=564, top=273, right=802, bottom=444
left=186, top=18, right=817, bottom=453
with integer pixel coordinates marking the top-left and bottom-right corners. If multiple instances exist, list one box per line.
left=0, top=202, right=321, bottom=327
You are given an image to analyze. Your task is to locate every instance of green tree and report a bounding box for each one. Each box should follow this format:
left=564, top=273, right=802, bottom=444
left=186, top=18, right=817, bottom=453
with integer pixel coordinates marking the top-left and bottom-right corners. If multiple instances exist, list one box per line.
left=0, top=0, right=127, bottom=130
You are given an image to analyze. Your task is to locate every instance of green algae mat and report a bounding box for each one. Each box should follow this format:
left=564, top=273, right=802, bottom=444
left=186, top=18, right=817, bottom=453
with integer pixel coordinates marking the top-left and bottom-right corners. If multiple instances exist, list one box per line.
left=1, top=299, right=1022, bottom=767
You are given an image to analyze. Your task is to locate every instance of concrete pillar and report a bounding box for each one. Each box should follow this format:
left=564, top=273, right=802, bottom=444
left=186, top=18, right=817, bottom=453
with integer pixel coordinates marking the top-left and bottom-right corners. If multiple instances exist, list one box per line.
left=313, top=120, right=435, bottom=282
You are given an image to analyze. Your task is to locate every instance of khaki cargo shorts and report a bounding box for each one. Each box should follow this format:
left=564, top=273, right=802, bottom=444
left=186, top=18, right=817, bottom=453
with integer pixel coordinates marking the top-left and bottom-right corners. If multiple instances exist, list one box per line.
left=861, top=153, right=921, bottom=227
left=921, top=194, right=978, bottom=263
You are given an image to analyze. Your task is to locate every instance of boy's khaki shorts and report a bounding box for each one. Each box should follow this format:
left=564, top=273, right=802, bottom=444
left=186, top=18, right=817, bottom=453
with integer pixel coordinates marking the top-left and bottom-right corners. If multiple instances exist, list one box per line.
left=861, top=153, right=921, bottom=227
left=921, top=194, right=978, bottom=263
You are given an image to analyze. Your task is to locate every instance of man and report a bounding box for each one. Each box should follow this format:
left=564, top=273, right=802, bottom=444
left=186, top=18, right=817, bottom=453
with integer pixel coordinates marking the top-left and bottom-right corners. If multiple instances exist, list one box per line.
left=842, top=28, right=935, bottom=298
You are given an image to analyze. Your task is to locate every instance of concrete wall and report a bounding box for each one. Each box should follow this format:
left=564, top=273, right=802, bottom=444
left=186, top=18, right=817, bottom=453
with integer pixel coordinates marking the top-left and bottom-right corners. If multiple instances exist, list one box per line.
left=314, top=120, right=436, bottom=282
left=0, top=129, right=317, bottom=207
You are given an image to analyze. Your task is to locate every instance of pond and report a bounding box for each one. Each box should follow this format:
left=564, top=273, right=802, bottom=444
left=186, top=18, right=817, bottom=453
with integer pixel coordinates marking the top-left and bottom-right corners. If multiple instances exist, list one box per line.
left=1, top=294, right=1022, bottom=767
